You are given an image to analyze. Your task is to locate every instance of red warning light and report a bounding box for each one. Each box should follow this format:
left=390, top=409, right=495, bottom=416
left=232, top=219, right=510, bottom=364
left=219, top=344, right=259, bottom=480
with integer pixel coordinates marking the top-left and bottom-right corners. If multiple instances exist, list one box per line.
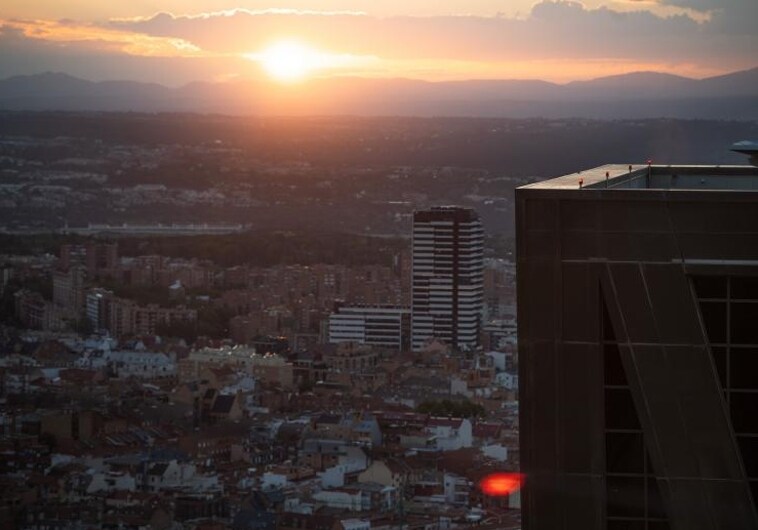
left=479, top=473, right=524, bottom=497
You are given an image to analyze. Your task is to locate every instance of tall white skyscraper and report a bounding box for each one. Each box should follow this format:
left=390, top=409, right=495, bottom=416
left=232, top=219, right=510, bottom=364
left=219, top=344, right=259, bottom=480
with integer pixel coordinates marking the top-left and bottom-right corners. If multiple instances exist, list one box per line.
left=411, top=206, right=484, bottom=351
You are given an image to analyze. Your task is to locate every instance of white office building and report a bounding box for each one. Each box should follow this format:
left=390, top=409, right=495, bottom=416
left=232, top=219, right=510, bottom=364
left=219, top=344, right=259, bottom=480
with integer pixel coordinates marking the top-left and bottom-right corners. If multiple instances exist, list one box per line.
left=411, top=206, right=484, bottom=351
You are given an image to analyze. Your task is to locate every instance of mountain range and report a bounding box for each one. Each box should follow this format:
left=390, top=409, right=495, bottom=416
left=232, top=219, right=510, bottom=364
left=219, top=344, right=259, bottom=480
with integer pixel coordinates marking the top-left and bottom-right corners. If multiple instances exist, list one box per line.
left=0, top=68, right=756, bottom=119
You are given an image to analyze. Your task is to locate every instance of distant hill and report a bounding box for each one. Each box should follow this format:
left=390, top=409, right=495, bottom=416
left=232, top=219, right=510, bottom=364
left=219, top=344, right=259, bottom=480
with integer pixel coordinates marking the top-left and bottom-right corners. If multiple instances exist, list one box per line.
left=564, top=72, right=694, bottom=99
left=0, top=67, right=756, bottom=119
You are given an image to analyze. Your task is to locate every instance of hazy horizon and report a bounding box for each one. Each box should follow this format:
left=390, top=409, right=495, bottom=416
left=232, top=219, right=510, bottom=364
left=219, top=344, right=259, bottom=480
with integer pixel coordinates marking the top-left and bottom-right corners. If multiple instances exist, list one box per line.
left=4, top=64, right=757, bottom=87
left=2, top=65, right=756, bottom=119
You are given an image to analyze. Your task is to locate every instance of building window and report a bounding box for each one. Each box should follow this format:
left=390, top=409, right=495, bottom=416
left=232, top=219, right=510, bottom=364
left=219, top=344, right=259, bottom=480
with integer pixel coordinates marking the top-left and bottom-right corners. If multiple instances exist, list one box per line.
left=693, top=274, right=758, bottom=513
left=602, top=295, right=669, bottom=527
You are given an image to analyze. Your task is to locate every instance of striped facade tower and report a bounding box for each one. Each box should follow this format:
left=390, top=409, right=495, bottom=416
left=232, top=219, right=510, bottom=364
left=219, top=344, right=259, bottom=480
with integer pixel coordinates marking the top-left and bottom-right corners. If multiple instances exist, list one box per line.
left=411, top=206, right=484, bottom=351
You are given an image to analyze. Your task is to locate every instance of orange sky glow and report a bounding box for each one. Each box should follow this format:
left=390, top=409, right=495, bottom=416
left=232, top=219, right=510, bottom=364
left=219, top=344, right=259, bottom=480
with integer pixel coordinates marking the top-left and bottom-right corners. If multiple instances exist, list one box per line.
left=0, top=1, right=755, bottom=85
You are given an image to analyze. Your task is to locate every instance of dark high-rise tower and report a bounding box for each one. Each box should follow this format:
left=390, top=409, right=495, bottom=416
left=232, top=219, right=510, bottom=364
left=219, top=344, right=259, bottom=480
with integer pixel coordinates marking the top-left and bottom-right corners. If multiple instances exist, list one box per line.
left=411, top=206, right=484, bottom=351
left=517, top=163, right=758, bottom=530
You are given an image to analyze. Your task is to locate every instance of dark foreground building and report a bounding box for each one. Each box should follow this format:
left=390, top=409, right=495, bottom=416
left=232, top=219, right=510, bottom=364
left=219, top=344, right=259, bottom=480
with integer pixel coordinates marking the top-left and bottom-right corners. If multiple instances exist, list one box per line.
left=517, top=163, right=758, bottom=529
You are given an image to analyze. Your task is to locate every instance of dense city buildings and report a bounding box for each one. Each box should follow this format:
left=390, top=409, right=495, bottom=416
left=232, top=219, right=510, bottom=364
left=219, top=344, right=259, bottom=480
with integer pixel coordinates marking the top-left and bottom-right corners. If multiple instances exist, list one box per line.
left=2, top=108, right=754, bottom=530
left=517, top=163, right=758, bottom=529
left=0, top=197, right=524, bottom=528
left=411, top=207, right=484, bottom=351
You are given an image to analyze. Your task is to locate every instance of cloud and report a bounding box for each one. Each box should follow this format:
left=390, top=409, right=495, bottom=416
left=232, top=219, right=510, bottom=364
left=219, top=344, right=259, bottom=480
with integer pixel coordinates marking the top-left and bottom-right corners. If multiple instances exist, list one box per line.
left=650, top=0, right=758, bottom=34
left=106, top=1, right=754, bottom=66
left=1, top=18, right=205, bottom=57
left=0, top=1, right=755, bottom=83
left=112, top=8, right=369, bottom=22
left=655, top=0, right=739, bottom=10
left=0, top=24, right=244, bottom=86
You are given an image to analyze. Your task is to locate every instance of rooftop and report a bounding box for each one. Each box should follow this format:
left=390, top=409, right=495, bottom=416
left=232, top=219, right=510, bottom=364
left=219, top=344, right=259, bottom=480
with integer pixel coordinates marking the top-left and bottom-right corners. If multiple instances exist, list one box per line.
left=414, top=206, right=480, bottom=222
left=520, top=164, right=758, bottom=191
left=732, top=141, right=758, bottom=165
left=732, top=140, right=758, bottom=155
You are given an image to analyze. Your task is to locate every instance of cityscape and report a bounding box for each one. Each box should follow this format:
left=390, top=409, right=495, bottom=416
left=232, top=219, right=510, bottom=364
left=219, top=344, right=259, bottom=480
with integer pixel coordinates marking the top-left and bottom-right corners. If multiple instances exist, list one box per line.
left=1, top=0, right=758, bottom=529
left=2, top=202, right=520, bottom=530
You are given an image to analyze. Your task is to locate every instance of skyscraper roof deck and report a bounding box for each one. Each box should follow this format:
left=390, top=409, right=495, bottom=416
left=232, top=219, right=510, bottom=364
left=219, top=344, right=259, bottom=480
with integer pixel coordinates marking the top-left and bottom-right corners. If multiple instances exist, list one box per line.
left=731, top=141, right=758, bottom=166
left=413, top=205, right=483, bottom=223
left=521, top=163, right=758, bottom=191
left=517, top=161, right=758, bottom=530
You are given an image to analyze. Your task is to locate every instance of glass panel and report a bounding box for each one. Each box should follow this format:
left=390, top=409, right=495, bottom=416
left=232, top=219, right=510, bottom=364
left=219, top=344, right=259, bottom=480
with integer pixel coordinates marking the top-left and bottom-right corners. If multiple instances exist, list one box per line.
left=647, top=477, right=667, bottom=519
left=738, top=436, right=758, bottom=478
left=731, top=303, right=758, bottom=345
left=731, top=276, right=758, bottom=300
left=699, top=302, right=727, bottom=344
left=605, top=342, right=628, bottom=386
left=730, top=347, right=758, bottom=390
left=605, top=388, right=641, bottom=430
left=603, top=298, right=617, bottom=341
left=606, top=432, right=644, bottom=474
left=710, top=347, right=727, bottom=388
left=692, top=275, right=727, bottom=299
left=731, top=392, right=758, bottom=434
left=749, top=481, right=758, bottom=513
left=607, top=521, right=645, bottom=530
left=607, top=476, right=646, bottom=518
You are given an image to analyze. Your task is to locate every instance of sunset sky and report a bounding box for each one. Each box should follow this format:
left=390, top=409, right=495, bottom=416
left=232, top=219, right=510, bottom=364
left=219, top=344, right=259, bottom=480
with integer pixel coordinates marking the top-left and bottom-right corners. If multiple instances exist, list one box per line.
left=1, top=0, right=756, bottom=85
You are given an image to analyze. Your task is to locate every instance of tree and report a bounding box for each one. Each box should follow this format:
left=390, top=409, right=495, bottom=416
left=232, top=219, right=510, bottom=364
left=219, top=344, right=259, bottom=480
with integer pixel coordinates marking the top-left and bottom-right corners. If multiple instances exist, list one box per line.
left=417, top=398, right=485, bottom=418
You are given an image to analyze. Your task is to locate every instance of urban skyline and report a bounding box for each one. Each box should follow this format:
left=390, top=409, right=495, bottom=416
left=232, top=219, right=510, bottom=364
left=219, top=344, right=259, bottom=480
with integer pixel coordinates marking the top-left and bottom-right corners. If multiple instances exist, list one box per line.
left=1, top=2, right=756, bottom=526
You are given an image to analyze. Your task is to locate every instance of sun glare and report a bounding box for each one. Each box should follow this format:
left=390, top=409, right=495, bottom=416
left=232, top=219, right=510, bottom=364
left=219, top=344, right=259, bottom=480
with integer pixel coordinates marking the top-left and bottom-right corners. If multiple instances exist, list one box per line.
left=249, top=41, right=321, bottom=82
left=246, top=40, right=377, bottom=83
left=480, top=473, right=524, bottom=497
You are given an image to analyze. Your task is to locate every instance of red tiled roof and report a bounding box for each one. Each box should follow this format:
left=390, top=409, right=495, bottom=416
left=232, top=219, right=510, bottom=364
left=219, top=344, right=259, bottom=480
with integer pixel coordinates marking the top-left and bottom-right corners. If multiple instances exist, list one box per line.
left=473, top=422, right=502, bottom=439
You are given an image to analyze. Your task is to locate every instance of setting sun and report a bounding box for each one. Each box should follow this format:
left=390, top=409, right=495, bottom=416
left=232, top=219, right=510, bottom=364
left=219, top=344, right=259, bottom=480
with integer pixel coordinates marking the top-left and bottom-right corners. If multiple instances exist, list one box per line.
left=254, top=41, right=317, bottom=82
left=246, top=40, right=378, bottom=83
